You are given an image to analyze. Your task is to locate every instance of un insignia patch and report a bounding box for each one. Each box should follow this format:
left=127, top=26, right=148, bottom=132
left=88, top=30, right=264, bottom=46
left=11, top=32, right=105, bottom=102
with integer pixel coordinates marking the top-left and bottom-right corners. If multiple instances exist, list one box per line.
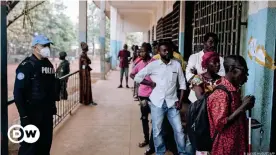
left=17, top=73, right=25, bottom=80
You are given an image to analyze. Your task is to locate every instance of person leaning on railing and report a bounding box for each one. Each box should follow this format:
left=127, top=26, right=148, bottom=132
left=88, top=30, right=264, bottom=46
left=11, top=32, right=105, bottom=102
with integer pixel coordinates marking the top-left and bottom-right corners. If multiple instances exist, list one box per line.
left=56, top=51, right=70, bottom=100
left=13, top=34, right=58, bottom=155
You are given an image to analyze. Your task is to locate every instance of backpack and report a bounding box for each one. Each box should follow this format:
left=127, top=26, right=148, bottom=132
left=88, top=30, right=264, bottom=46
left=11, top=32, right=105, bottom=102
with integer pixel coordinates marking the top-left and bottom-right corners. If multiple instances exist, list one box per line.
left=187, top=85, right=232, bottom=151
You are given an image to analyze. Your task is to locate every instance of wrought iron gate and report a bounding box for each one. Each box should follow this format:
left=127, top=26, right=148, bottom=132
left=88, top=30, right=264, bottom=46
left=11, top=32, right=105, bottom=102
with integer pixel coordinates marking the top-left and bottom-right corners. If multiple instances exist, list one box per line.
left=192, top=1, right=245, bottom=56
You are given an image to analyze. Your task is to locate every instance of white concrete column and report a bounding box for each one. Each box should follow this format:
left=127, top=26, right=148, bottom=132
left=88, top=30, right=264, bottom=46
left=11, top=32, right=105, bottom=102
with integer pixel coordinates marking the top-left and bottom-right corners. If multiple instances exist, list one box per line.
left=116, top=14, right=122, bottom=53
left=121, top=32, right=126, bottom=47
left=120, top=16, right=126, bottom=46
left=99, top=0, right=106, bottom=79
left=179, top=1, right=185, bottom=56
left=143, top=31, right=148, bottom=42
left=110, top=6, right=118, bottom=69
left=79, top=0, right=87, bottom=44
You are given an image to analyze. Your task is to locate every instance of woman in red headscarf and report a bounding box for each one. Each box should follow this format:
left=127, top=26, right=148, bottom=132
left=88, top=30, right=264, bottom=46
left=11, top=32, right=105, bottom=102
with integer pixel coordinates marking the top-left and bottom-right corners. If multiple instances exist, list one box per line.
left=190, top=52, right=221, bottom=100
left=189, top=51, right=221, bottom=155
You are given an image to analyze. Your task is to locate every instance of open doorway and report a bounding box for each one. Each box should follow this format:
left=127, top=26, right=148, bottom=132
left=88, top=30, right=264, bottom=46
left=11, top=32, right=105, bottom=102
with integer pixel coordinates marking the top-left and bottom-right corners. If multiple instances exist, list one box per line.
left=183, top=1, right=194, bottom=61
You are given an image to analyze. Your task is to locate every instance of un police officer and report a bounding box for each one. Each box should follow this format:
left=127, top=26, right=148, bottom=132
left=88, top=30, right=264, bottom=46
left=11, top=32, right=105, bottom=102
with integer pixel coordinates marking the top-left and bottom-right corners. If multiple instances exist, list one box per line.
left=13, top=35, right=57, bottom=155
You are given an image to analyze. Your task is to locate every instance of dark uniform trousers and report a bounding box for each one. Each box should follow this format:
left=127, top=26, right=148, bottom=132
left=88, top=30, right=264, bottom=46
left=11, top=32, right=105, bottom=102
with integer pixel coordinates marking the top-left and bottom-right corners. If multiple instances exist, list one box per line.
left=56, top=60, right=70, bottom=100
left=19, top=107, right=53, bottom=155
left=133, top=82, right=139, bottom=97
left=14, top=55, right=57, bottom=155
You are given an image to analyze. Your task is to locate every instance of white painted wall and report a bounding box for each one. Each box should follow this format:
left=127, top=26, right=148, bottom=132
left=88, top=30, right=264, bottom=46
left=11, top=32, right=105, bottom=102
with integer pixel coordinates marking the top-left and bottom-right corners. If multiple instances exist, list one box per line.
left=149, top=0, right=176, bottom=40
left=79, top=1, right=87, bottom=43
left=121, top=32, right=126, bottom=45
left=155, top=1, right=164, bottom=24
left=123, top=13, right=151, bottom=33
left=110, top=6, right=117, bottom=40
left=164, top=1, right=174, bottom=16
left=248, top=1, right=276, bottom=15
left=109, top=1, right=176, bottom=43
left=116, top=13, right=122, bottom=41
left=143, top=31, right=149, bottom=42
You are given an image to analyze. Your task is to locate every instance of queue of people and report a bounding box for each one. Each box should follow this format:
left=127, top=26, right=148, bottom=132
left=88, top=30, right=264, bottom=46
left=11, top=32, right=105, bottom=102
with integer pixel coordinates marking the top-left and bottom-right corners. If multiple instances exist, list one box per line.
left=128, top=32, right=257, bottom=155
left=12, top=32, right=257, bottom=155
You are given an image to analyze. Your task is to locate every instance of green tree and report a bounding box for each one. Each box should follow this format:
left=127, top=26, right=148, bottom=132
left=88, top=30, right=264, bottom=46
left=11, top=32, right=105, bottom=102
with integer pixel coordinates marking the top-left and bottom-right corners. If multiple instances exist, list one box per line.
left=87, top=2, right=100, bottom=55
left=105, top=17, right=110, bottom=53
left=7, top=1, right=77, bottom=58
left=126, top=32, right=143, bottom=47
left=87, top=2, right=110, bottom=55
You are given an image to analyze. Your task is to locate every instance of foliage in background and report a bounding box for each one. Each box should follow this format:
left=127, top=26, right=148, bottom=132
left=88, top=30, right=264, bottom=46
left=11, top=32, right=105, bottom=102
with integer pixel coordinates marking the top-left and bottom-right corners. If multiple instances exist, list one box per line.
left=126, top=32, right=143, bottom=48
left=105, top=17, right=110, bottom=53
left=7, top=1, right=110, bottom=62
left=87, top=2, right=110, bottom=55
left=7, top=1, right=77, bottom=59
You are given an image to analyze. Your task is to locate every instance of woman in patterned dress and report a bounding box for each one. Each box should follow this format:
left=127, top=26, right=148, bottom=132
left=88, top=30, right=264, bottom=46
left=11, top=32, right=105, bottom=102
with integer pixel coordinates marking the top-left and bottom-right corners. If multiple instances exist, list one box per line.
left=207, top=55, right=255, bottom=155
left=189, top=51, right=221, bottom=155
left=190, top=52, right=221, bottom=100
left=79, top=42, right=97, bottom=106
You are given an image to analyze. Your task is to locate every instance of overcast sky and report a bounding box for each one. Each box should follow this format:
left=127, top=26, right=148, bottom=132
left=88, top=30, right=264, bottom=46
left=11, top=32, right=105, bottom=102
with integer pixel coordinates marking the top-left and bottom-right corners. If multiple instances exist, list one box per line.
left=63, top=0, right=79, bottom=24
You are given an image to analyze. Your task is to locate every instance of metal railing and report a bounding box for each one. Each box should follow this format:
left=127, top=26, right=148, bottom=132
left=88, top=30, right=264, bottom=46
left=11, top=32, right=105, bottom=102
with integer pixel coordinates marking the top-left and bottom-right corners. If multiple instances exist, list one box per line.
left=7, top=70, right=80, bottom=128
left=53, top=70, right=80, bottom=127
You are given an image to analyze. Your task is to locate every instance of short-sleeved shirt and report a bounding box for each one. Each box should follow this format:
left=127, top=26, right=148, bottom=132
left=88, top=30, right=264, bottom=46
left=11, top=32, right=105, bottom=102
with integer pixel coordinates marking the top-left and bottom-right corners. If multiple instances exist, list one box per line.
left=131, top=59, right=154, bottom=97
left=118, top=50, right=131, bottom=68
left=134, top=59, right=187, bottom=108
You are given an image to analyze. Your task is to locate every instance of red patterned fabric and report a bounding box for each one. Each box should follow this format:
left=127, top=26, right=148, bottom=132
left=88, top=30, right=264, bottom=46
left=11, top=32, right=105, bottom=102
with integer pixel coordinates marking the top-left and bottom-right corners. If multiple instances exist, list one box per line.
left=201, top=52, right=220, bottom=69
left=207, top=77, right=248, bottom=155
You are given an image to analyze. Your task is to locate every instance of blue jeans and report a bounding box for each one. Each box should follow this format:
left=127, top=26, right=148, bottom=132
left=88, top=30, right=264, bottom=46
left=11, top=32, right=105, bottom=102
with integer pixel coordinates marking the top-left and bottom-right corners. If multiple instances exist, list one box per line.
left=185, top=135, right=195, bottom=155
left=150, top=102, right=187, bottom=155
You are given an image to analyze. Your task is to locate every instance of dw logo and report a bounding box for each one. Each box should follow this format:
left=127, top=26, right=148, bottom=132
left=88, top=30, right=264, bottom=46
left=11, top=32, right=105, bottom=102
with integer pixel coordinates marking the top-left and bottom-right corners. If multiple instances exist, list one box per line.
left=7, top=125, right=40, bottom=143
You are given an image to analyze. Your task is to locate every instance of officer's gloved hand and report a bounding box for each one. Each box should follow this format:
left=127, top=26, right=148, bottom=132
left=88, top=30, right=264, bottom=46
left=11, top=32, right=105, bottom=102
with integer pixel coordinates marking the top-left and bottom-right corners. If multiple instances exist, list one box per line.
left=20, top=117, right=30, bottom=127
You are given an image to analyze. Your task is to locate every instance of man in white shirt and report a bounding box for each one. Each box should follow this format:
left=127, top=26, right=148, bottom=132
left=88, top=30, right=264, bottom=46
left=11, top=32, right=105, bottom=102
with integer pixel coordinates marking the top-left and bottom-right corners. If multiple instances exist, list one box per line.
left=186, top=33, right=225, bottom=83
left=134, top=42, right=187, bottom=155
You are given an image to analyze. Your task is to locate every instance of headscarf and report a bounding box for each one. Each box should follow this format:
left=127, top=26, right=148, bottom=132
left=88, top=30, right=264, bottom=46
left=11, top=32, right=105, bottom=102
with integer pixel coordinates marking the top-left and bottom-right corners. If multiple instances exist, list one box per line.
left=201, top=52, right=220, bottom=69
left=80, top=42, right=88, bottom=51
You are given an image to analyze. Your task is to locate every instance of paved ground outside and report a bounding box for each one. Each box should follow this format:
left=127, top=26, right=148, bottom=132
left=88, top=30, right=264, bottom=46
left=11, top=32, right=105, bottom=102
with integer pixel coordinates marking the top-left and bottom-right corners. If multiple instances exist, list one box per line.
left=51, top=69, right=174, bottom=155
